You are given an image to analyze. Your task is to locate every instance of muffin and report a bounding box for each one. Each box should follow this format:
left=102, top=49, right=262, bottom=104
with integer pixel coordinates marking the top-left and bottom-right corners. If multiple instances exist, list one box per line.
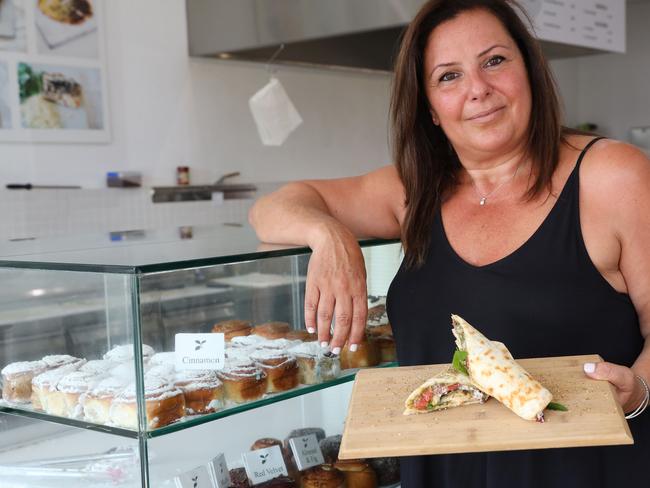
left=301, top=465, right=344, bottom=488
left=287, top=342, right=340, bottom=385
left=319, top=435, right=342, bottom=464
left=229, top=467, right=251, bottom=488
left=252, top=322, right=291, bottom=340
left=173, top=370, right=224, bottom=414
left=1, top=360, right=47, bottom=403
left=334, top=459, right=378, bottom=488
left=212, top=320, right=253, bottom=341
left=339, top=338, right=380, bottom=369
left=217, top=360, right=267, bottom=404
left=250, top=349, right=299, bottom=393
left=285, top=330, right=318, bottom=342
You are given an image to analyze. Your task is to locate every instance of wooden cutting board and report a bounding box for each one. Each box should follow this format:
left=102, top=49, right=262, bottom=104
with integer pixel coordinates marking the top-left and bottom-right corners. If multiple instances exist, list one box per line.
left=339, top=354, right=633, bottom=459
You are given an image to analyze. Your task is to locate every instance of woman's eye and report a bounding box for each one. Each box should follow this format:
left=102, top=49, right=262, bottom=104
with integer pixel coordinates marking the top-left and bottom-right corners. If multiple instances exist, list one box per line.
left=484, top=55, right=505, bottom=67
left=438, top=72, right=459, bottom=83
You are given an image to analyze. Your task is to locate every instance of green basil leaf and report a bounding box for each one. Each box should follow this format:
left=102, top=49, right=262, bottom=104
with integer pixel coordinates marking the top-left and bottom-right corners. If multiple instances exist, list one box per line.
left=546, top=402, right=568, bottom=411
left=452, top=349, right=468, bottom=376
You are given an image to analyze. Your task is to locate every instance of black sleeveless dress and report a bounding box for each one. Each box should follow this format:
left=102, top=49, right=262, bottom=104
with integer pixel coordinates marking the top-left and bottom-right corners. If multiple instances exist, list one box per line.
left=386, top=138, right=649, bottom=488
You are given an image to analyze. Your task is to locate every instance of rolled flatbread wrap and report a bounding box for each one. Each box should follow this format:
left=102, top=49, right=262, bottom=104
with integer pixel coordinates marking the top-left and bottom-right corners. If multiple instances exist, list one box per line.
left=451, top=314, right=553, bottom=421
left=404, top=367, right=488, bottom=415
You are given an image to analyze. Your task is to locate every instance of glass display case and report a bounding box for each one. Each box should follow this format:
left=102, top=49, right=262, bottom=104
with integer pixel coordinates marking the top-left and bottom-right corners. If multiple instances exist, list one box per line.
left=0, top=224, right=402, bottom=487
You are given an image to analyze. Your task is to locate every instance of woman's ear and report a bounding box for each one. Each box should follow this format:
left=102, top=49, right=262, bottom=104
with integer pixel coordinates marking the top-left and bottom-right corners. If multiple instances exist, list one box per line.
left=430, top=109, right=439, bottom=126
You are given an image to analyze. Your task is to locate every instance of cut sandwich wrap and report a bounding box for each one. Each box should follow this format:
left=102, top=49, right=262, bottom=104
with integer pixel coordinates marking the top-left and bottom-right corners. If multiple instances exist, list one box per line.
left=404, top=366, right=488, bottom=415
left=451, top=314, right=553, bottom=421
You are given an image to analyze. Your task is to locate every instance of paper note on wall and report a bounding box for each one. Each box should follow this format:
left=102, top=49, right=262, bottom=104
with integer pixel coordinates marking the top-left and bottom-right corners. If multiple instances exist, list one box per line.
left=249, top=77, right=303, bottom=146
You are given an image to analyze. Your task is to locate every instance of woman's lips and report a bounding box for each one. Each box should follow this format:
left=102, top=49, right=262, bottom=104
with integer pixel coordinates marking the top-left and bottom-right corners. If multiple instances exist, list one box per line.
left=467, top=106, right=504, bottom=121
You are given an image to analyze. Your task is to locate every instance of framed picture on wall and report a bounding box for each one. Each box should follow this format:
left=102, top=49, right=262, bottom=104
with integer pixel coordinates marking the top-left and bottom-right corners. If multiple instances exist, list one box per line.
left=0, top=0, right=110, bottom=143
left=35, top=0, right=99, bottom=59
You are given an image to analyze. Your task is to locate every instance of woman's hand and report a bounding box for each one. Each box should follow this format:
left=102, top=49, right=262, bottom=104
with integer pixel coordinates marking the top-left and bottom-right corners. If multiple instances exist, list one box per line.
left=305, top=222, right=368, bottom=354
left=583, top=361, right=647, bottom=413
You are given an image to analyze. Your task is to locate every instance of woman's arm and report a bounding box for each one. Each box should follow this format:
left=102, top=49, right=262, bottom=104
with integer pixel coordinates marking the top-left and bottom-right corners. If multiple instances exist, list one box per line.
left=581, top=141, right=650, bottom=413
left=248, top=165, right=404, bottom=353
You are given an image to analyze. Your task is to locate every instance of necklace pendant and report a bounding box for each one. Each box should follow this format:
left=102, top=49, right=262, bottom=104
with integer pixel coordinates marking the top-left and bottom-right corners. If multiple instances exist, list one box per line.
left=479, top=197, right=487, bottom=206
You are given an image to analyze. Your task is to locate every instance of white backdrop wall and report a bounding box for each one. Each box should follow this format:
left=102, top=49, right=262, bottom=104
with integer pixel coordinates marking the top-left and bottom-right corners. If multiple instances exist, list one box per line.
left=573, top=1, right=650, bottom=141
left=1, top=0, right=647, bottom=192
left=0, top=0, right=393, bottom=190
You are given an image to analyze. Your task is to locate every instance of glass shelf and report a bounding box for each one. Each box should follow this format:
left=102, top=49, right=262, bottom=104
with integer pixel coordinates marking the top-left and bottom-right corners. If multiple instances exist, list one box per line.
left=0, top=362, right=397, bottom=440
left=0, top=223, right=399, bottom=274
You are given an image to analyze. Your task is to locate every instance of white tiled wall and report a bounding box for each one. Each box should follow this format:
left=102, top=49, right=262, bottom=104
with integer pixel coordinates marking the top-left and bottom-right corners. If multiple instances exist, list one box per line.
left=0, top=183, right=280, bottom=240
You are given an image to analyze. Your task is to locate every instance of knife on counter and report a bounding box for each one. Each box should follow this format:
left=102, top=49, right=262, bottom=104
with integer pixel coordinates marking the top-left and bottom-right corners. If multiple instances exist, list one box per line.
left=6, top=184, right=82, bottom=190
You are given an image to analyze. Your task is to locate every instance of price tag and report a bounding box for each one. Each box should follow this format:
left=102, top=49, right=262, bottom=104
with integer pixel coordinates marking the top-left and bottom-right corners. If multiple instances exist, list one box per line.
left=242, top=445, right=288, bottom=485
left=175, top=333, right=225, bottom=371
left=208, top=453, right=231, bottom=488
left=288, top=434, right=325, bottom=471
left=174, top=465, right=215, bottom=488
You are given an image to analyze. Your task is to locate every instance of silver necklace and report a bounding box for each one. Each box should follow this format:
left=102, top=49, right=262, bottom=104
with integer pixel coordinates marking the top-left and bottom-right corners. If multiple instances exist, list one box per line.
left=470, top=161, right=522, bottom=206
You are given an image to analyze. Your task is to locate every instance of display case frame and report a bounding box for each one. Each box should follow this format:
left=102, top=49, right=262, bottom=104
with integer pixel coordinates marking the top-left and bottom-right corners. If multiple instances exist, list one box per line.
left=0, top=224, right=401, bottom=487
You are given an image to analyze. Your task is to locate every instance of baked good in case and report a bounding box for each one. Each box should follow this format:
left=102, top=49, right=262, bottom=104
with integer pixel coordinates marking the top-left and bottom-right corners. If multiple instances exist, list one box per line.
left=366, top=323, right=396, bottom=363
left=229, top=335, right=266, bottom=349
left=217, top=360, right=267, bottom=404
left=288, top=343, right=340, bottom=385
left=251, top=437, right=283, bottom=451
left=1, top=360, right=47, bottom=403
left=53, top=370, right=103, bottom=418
left=212, top=320, right=252, bottom=341
left=301, top=465, right=344, bottom=488
left=257, top=477, right=296, bottom=487
left=109, top=377, right=185, bottom=429
left=103, top=344, right=155, bottom=363
left=252, top=322, right=291, bottom=340
left=367, top=335, right=396, bottom=363
left=339, top=338, right=380, bottom=369
left=319, top=435, right=342, bottom=464
left=174, top=370, right=224, bottom=414
left=42, top=355, right=83, bottom=369
left=149, top=352, right=176, bottom=366
left=284, top=330, right=318, bottom=342
left=368, top=457, right=400, bottom=486
left=229, top=467, right=251, bottom=487
left=79, top=360, right=117, bottom=375
left=31, top=362, right=84, bottom=411
left=367, top=295, right=388, bottom=327
left=82, top=376, right=130, bottom=424
left=250, top=349, right=299, bottom=393
left=334, top=459, right=378, bottom=488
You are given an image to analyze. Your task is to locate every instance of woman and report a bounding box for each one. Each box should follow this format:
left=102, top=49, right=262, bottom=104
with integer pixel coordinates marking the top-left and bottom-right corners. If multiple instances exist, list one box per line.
left=250, top=0, right=650, bottom=486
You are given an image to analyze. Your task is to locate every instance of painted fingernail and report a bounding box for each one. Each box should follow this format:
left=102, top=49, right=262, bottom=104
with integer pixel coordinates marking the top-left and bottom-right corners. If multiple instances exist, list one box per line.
left=320, top=341, right=328, bottom=348
left=307, top=327, right=316, bottom=334
left=332, top=347, right=341, bottom=355
left=350, top=344, right=358, bottom=352
left=583, top=362, right=595, bottom=373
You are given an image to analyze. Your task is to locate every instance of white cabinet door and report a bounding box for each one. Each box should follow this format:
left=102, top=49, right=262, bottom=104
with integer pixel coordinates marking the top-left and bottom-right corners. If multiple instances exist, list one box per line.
left=519, top=0, right=626, bottom=53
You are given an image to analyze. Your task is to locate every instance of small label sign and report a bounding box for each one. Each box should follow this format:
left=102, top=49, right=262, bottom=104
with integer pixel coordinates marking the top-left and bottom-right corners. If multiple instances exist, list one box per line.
left=288, top=433, right=325, bottom=471
left=242, top=445, right=288, bottom=485
left=209, top=453, right=231, bottom=488
left=175, top=333, right=225, bottom=371
left=174, top=465, right=215, bottom=488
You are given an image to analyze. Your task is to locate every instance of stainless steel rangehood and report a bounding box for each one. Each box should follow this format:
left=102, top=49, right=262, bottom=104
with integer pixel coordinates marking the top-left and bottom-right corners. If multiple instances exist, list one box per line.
left=186, top=0, right=626, bottom=73
left=185, top=0, right=424, bottom=72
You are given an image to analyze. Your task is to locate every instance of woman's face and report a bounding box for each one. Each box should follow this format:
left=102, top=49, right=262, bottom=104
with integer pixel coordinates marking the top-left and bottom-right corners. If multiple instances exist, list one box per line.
left=423, top=8, right=532, bottom=159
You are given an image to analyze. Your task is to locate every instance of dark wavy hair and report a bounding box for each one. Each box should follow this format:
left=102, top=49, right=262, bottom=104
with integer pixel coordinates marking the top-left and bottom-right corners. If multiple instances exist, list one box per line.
left=391, top=0, right=567, bottom=268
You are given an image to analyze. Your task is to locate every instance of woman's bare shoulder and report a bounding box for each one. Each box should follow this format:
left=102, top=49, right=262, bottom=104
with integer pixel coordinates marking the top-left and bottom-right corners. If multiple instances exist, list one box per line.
left=576, top=136, right=650, bottom=216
